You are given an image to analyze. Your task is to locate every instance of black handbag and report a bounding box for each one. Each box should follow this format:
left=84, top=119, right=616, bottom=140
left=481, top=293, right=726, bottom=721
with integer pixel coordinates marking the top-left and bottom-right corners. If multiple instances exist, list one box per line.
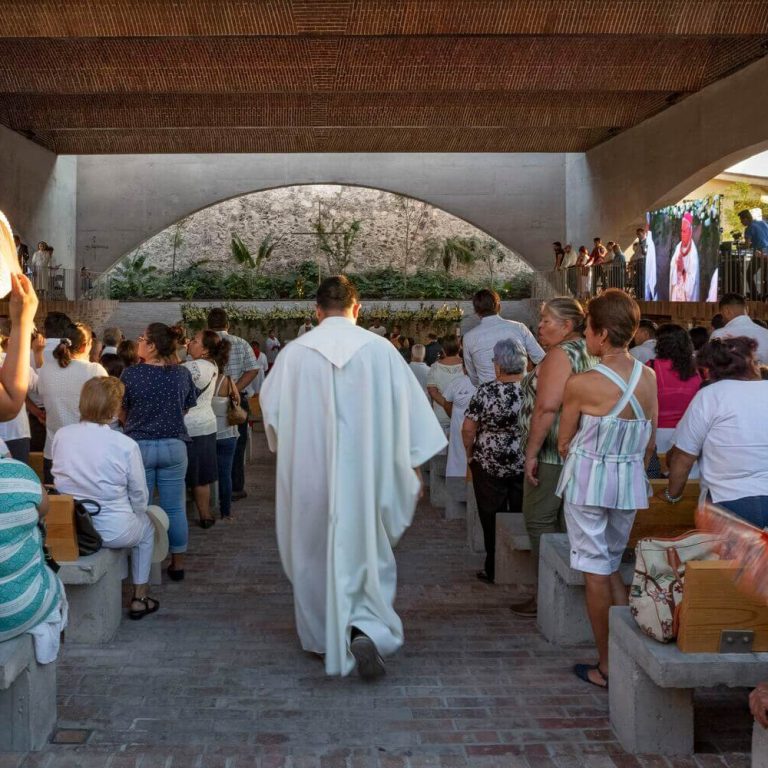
left=74, top=499, right=103, bottom=556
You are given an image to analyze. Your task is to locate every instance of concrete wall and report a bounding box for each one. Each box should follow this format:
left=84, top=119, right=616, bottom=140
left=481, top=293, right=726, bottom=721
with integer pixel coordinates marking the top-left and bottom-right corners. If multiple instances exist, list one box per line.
left=566, top=54, right=768, bottom=250
left=76, top=153, right=566, bottom=273
left=0, top=125, right=77, bottom=269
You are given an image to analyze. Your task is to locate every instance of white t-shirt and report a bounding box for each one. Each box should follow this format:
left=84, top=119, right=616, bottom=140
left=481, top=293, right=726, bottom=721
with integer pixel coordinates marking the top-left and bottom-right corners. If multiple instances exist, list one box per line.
left=52, top=421, right=148, bottom=518
left=369, top=325, right=387, bottom=337
left=182, top=359, right=218, bottom=437
left=711, top=315, right=768, bottom=365
left=0, top=355, right=35, bottom=442
left=673, top=379, right=768, bottom=503
left=409, top=362, right=430, bottom=396
left=630, top=339, right=657, bottom=364
left=265, top=337, right=281, bottom=364
left=36, top=358, right=108, bottom=459
left=426, top=361, right=464, bottom=426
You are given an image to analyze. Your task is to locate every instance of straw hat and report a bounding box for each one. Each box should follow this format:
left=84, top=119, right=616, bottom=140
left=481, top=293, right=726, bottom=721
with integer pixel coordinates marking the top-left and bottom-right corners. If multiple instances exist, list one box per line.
left=145, top=505, right=169, bottom=563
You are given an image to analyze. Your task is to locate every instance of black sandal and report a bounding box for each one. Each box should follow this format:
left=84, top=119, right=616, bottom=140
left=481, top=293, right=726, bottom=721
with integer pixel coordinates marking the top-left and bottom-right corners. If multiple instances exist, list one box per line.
left=129, top=596, right=160, bottom=621
left=574, top=663, right=609, bottom=689
left=199, top=518, right=215, bottom=529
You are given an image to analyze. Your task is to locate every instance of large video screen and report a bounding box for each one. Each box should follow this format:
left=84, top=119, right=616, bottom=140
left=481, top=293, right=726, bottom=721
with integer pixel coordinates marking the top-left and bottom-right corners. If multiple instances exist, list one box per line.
left=644, top=196, right=721, bottom=302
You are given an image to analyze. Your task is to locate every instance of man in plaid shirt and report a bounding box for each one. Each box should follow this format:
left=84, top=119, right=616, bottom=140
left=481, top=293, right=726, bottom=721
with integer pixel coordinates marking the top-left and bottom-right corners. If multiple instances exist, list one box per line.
left=208, top=308, right=259, bottom=500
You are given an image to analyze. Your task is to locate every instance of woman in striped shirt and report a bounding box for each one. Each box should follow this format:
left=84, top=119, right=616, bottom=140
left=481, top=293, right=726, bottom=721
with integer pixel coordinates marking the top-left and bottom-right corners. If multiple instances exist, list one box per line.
left=0, top=451, right=64, bottom=651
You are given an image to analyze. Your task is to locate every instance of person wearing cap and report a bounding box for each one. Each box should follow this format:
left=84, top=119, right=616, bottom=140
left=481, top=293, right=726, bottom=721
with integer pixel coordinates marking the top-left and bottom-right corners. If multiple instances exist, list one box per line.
left=51, top=376, right=161, bottom=620
left=462, top=338, right=527, bottom=584
left=669, top=212, right=700, bottom=301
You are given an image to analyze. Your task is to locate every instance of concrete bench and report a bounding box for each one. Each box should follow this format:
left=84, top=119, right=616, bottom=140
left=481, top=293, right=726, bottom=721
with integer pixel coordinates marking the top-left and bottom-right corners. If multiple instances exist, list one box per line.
left=466, top=480, right=484, bottom=554
left=537, top=533, right=634, bottom=646
left=443, top=476, right=467, bottom=521
left=0, top=635, right=56, bottom=751
left=429, top=453, right=448, bottom=509
left=495, top=513, right=536, bottom=586
left=58, top=548, right=126, bottom=644
left=609, top=606, right=768, bottom=758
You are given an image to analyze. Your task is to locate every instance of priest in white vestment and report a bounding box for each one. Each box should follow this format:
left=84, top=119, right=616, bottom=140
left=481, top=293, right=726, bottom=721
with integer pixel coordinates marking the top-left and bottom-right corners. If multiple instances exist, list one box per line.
left=259, top=276, right=447, bottom=679
left=669, top=212, right=700, bottom=302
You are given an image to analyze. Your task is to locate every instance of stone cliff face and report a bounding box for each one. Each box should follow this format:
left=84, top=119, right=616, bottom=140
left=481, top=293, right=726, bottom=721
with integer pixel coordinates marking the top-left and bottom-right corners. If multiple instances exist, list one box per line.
left=128, top=184, right=529, bottom=279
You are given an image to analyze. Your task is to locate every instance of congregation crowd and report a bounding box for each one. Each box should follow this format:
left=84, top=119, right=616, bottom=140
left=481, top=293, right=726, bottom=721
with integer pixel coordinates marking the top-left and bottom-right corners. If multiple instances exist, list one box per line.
left=2, top=266, right=768, bottom=709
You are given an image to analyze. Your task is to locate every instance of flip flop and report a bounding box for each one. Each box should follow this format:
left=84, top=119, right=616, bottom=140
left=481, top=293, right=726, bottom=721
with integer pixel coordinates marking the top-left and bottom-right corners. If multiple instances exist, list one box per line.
left=574, top=663, right=609, bottom=689
left=129, top=596, right=160, bottom=621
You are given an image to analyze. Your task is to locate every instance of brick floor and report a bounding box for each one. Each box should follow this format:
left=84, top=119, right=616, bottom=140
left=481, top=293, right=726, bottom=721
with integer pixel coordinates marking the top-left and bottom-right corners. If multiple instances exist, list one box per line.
left=7, top=435, right=753, bottom=767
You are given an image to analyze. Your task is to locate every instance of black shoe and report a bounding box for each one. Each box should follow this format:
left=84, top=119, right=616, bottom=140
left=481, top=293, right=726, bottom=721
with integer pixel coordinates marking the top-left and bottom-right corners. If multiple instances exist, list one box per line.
left=199, top=518, right=215, bottom=529
left=167, top=566, right=185, bottom=582
left=509, top=597, right=537, bottom=618
left=350, top=633, right=385, bottom=681
left=231, top=490, right=248, bottom=501
left=476, top=570, right=494, bottom=584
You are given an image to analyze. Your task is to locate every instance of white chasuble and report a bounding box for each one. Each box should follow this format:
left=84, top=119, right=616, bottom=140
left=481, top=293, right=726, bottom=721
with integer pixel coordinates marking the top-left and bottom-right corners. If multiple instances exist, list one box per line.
left=259, top=316, right=447, bottom=676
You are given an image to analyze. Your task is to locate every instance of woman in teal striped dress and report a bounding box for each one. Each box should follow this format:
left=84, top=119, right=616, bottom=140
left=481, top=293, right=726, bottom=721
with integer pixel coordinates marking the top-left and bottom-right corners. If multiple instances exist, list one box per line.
left=556, top=290, right=657, bottom=689
left=0, top=449, right=64, bottom=646
left=514, top=297, right=597, bottom=618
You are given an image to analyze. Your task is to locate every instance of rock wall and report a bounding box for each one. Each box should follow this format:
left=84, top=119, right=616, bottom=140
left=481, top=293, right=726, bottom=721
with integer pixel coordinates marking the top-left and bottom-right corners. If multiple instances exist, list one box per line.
left=125, top=184, right=528, bottom=280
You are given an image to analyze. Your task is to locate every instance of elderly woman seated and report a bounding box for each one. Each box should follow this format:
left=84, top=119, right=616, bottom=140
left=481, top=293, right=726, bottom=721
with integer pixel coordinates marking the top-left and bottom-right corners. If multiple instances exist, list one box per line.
left=667, top=336, right=768, bottom=526
left=462, top=338, right=527, bottom=584
left=51, top=377, right=160, bottom=620
left=0, top=439, right=67, bottom=661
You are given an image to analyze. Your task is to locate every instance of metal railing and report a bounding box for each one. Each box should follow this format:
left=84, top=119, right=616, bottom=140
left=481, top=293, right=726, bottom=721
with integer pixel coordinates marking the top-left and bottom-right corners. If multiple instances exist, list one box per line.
left=533, top=248, right=767, bottom=303
left=25, top=268, right=109, bottom=301
left=532, top=259, right=645, bottom=301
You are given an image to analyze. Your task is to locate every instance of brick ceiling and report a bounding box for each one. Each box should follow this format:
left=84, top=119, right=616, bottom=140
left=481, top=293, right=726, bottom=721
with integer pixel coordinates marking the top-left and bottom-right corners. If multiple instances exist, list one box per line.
left=1, top=1, right=767, bottom=154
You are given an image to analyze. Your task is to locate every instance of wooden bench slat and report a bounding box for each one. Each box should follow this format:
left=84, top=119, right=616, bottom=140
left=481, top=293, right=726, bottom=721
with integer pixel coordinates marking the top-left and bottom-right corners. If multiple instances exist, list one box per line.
left=677, top=560, right=768, bottom=653
left=627, top=480, right=699, bottom=548
left=28, top=452, right=44, bottom=484
left=45, top=496, right=78, bottom=563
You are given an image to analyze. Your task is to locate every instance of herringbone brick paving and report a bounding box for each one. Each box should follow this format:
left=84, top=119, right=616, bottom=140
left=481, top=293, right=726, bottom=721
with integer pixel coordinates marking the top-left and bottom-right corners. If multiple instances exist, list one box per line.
left=3, top=437, right=753, bottom=767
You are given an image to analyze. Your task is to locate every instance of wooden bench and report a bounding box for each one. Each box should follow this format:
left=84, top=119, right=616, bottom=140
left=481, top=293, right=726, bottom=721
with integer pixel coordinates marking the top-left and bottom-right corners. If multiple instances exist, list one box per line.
left=45, top=495, right=78, bottom=562
left=0, top=635, right=56, bottom=751
left=537, top=479, right=698, bottom=645
left=609, top=603, right=768, bottom=758
left=29, top=451, right=45, bottom=484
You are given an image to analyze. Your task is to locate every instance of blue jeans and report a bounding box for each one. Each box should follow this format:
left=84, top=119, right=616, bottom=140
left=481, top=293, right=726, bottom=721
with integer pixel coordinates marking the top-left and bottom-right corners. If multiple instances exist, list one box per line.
left=216, top=437, right=237, bottom=518
left=719, top=496, right=768, bottom=528
left=138, top=438, right=189, bottom=554
left=232, top=394, right=251, bottom=493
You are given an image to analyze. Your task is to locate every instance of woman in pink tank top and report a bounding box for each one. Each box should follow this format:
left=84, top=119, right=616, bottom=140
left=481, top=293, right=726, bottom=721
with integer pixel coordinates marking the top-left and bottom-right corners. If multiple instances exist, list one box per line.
left=650, top=324, right=701, bottom=454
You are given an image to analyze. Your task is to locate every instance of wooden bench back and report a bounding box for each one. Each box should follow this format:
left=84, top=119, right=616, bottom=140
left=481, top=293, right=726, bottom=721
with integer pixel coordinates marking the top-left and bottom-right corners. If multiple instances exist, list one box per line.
left=626, top=479, right=699, bottom=549
left=29, top=452, right=45, bottom=484
left=46, top=495, right=78, bottom=563
left=677, top=560, right=768, bottom=653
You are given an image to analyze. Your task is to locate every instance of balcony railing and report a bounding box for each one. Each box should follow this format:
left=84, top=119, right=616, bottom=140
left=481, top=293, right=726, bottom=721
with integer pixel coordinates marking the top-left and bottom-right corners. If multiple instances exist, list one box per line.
left=533, top=246, right=767, bottom=303
left=26, top=268, right=109, bottom=301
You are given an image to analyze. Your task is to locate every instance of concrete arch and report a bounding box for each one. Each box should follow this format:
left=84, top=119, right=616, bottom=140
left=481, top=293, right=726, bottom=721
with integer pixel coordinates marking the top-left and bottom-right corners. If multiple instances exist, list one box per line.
left=102, top=180, right=532, bottom=274
left=566, top=53, right=768, bottom=248
left=77, top=153, right=566, bottom=274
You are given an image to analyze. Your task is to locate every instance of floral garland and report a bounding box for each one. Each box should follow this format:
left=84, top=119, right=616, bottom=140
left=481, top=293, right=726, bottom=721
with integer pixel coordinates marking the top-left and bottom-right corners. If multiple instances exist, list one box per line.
left=181, top=302, right=464, bottom=333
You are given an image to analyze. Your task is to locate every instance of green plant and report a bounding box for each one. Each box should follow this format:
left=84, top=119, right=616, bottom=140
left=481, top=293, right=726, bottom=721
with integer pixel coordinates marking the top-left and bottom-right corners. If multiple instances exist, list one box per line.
left=428, top=236, right=478, bottom=274
left=312, top=216, right=362, bottom=273
left=109, top=251, right=158, bottom=299
left=231, top=233, right=255, bottom=269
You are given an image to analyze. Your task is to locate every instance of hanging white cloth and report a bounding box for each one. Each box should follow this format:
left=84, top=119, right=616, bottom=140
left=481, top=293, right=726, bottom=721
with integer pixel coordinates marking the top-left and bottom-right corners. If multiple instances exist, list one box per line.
left=260, top=316, right=446, bottom=676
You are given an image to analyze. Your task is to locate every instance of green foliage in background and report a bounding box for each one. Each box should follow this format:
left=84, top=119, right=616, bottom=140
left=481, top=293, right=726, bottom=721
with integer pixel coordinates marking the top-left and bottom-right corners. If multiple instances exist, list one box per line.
left=181, top=301, right=466, bottom=338
left=107, top=260, right=533, bottom=302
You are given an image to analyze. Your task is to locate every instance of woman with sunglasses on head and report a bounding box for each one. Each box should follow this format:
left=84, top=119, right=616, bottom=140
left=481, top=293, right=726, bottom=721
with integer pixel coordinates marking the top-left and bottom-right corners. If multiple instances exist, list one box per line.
left=121, top=324, right=197, bottom=582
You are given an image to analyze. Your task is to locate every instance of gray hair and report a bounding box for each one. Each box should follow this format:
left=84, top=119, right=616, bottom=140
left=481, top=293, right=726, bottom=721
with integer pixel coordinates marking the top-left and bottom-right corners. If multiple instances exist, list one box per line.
left=411, top=343, right=426, bottom=362
left=492, top=338, right=526, bottom=375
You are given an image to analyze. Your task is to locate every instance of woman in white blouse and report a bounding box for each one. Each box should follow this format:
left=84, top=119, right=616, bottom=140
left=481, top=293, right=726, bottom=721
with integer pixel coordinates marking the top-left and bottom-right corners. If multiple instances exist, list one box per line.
left=183, top=331, right=223, bottom=528
left=35, top=321, right=107, bottom=482
left=52, top=377, right=159, bottom=620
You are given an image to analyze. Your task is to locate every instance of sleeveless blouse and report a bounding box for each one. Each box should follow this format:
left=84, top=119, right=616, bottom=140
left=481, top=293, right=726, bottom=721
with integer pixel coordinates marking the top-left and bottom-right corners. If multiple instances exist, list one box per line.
left=520, top=338, right=597, bottom=466
left=652, top=358, right=701, bottom=429
left=556, top=359, right=652, bottom=510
